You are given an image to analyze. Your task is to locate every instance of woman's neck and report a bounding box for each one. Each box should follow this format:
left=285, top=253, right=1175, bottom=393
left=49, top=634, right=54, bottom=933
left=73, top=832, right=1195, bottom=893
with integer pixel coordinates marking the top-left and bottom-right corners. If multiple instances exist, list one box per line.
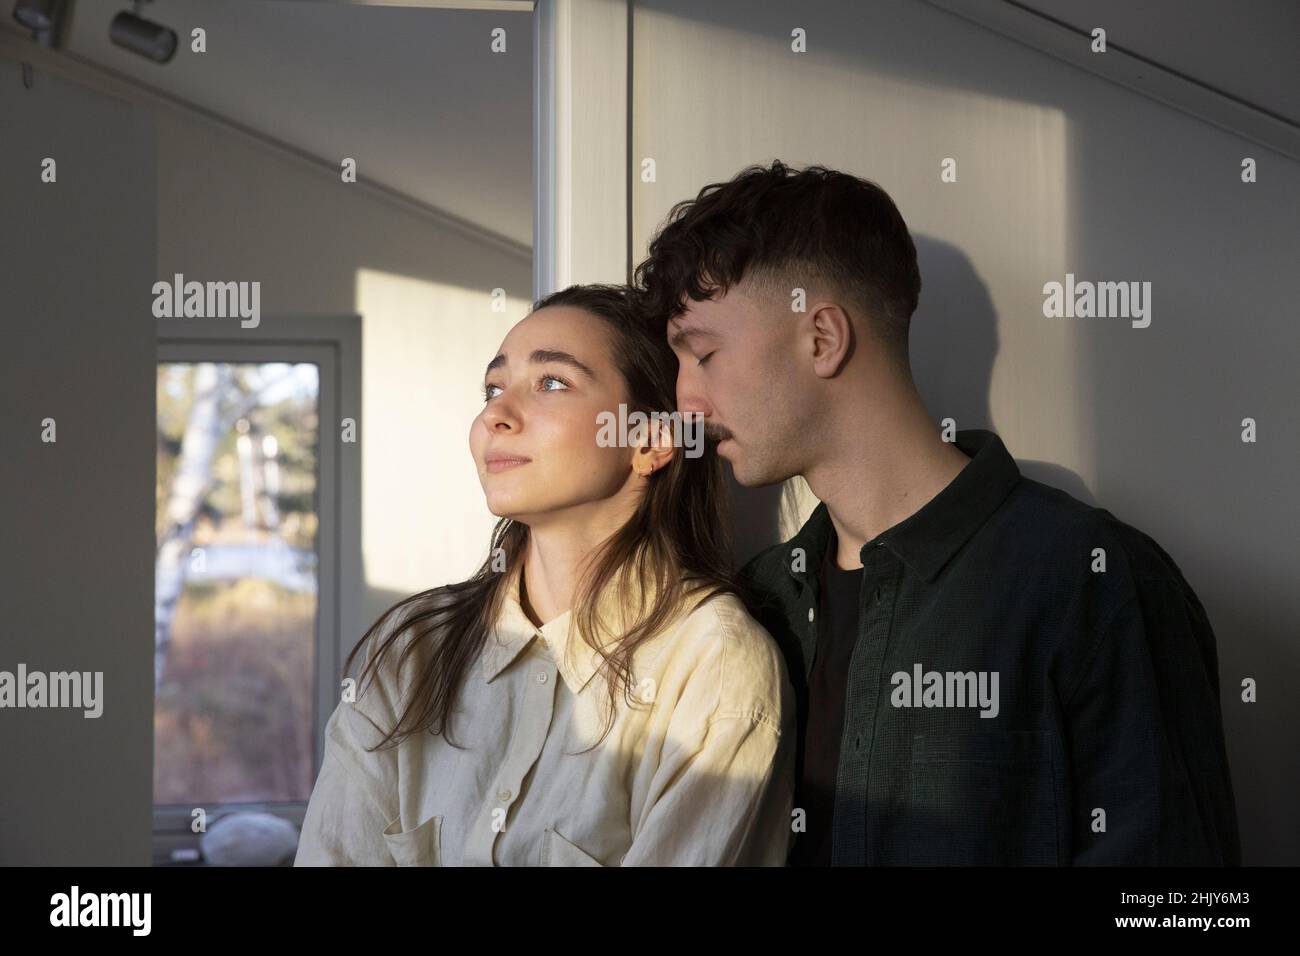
left=519, top=507, right=621, bottom=627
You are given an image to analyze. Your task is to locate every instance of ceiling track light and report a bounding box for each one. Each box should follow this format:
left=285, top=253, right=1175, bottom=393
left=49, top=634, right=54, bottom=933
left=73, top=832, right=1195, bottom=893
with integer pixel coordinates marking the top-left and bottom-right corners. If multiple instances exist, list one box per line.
left=11, top=0, right=69, bottom=48
left=110, top=0, right=177, bottom=64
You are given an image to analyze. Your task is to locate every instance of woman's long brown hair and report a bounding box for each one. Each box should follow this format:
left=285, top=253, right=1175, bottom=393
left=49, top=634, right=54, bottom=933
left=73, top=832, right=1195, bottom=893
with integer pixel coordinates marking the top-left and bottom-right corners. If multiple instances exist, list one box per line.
left=341, top=283, right=742, bottom=753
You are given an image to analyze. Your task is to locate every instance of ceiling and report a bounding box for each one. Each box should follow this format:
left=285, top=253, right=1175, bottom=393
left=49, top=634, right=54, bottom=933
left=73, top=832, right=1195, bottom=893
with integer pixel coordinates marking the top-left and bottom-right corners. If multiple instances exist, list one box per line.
left=1012, top=0, right=1300, bottom=126
left=40, top=0, right=535, bottom=249
left=8, top=0, right=1295, bottom=251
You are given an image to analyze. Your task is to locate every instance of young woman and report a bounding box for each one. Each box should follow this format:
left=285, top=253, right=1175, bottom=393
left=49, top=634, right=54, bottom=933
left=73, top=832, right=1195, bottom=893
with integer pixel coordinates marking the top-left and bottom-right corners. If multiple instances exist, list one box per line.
left=295, top=284, right=795, bottom=866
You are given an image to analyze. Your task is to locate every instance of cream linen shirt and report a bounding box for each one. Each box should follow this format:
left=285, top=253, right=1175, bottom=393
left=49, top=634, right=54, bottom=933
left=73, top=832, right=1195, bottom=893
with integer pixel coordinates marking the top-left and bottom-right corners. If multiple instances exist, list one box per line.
left=294, top=565, right=796, bottom=866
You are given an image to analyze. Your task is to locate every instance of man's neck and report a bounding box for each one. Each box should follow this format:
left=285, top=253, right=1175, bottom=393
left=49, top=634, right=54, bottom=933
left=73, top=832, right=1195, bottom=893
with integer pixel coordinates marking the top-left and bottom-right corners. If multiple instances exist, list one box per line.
left=805, top=390, right=971, bottom=571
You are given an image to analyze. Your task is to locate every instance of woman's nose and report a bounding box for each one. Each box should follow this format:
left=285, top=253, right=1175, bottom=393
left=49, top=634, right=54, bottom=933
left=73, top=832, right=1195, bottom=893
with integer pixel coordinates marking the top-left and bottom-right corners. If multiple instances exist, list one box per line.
left=481, top=399, right=519, bottom=431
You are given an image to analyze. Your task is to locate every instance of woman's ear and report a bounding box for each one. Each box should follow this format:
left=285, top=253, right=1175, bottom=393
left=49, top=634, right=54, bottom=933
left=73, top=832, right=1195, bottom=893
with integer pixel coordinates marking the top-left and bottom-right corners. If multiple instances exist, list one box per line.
left=632, top=416, right=678, bottom=478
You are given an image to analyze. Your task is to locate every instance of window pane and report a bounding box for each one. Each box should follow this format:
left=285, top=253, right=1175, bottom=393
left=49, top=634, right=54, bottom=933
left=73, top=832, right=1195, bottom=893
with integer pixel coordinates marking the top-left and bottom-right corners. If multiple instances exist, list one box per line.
left=154, top=362, right=320, bottom=806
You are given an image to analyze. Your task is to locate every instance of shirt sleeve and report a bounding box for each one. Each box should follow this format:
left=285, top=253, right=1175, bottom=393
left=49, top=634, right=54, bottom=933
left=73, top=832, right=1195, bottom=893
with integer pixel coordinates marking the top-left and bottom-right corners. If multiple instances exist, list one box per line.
left=294, top=632, right=406, bottom=867
left=1061, top=578, right=1241, bottom=865
left=619, top=711, right=796, bottom=866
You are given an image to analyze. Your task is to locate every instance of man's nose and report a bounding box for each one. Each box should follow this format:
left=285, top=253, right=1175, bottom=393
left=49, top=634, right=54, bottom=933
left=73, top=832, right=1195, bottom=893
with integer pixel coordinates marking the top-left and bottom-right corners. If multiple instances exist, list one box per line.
left=676, top=373, right=712, bottom=419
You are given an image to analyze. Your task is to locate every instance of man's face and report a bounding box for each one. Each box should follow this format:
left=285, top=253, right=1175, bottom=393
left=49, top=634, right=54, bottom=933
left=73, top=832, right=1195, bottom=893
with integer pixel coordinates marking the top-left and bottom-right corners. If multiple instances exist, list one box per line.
left=666, top=283, right=810, bottom=486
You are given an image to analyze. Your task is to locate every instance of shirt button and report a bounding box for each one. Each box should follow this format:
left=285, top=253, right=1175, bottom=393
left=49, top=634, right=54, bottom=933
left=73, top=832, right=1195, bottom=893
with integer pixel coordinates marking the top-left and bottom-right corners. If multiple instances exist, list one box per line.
left=536, top=671, right=548, bottom=684
left=874, top=588, right=882, bottom=604
left=498, top=788, right=512, bottom=802
left=807, top=607, right=815, bottom=623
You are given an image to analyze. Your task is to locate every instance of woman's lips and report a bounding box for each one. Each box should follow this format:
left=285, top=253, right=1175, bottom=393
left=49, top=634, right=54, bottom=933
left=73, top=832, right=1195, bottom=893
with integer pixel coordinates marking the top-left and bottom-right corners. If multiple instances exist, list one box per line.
left=485, top=456, right=531, bottom=473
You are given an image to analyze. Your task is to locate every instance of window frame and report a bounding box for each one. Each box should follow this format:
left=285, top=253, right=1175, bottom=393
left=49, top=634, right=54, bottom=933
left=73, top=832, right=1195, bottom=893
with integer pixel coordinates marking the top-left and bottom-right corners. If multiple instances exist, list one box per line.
left=152, top=316, right=361, bottom=864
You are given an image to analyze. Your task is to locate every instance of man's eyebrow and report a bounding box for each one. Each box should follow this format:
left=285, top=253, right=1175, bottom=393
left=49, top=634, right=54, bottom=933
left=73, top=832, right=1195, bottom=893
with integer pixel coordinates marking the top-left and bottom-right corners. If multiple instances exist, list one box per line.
left=667, top=323, right=718, bottom=351
left=485, top=349, right=597, bottom=379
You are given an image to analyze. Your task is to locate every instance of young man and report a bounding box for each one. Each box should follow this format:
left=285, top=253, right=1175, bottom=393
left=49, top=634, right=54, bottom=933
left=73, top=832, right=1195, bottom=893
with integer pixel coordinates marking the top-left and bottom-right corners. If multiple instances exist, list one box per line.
left=634, top=160, right=1241, bottom=866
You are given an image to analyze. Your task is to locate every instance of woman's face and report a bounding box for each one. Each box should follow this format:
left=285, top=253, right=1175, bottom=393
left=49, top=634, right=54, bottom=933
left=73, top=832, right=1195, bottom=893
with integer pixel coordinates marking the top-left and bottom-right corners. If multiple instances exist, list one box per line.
left=470, top=305, right=642, bottom=525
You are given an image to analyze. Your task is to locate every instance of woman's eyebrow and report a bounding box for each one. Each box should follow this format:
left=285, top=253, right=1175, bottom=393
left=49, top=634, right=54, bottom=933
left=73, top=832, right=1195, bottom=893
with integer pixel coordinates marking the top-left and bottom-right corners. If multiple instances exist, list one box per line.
left=485, top=349, right=597, bottom=379
left=530, top=349, right=597, bottom=379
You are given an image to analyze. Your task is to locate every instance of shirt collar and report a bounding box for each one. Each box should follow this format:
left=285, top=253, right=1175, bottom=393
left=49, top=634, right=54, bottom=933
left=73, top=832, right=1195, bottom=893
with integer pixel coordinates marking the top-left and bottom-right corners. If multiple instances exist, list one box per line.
left=787, top=429, right=1021, bottom=585
left=480, top=560, right=659, bottom=696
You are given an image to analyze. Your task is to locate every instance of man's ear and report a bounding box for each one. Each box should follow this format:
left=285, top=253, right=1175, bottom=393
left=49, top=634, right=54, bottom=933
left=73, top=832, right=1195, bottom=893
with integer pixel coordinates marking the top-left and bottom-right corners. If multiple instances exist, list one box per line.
left=806, top=301, right=854, bottom=378
left=632, top=415, right=678, bottom=477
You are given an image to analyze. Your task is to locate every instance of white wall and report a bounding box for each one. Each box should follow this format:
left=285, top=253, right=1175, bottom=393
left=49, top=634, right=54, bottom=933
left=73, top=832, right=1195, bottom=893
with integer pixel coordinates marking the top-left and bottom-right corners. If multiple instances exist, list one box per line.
left=631, top=0, right=1299, bottom=864
left=1, top=57, right=157, bottom=866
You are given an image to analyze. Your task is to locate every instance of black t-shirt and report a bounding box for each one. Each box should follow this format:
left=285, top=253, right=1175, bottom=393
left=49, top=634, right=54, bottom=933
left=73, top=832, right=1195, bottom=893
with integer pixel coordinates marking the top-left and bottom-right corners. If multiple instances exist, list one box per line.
left=789, top=529, right=863, bottom=866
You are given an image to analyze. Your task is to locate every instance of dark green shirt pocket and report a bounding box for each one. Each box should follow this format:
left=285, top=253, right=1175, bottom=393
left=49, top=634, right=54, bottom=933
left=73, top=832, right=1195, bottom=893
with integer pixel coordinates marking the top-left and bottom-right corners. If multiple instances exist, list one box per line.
left=907, top=731, right=1059, bottom=865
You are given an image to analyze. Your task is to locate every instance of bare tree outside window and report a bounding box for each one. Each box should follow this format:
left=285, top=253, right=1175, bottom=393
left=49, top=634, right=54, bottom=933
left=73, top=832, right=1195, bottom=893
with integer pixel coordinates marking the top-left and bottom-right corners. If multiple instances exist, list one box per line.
left=154, top=362, right=320, bottom=806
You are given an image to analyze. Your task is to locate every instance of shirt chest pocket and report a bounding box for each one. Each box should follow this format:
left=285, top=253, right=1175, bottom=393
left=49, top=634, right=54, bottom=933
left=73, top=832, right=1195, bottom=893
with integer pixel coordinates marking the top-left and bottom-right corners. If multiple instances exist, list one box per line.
left=382, top=814, right=443, bottom=866
left=906, top=731, right=1059, bottom=865
left=540, top=827, right=605, bottom=867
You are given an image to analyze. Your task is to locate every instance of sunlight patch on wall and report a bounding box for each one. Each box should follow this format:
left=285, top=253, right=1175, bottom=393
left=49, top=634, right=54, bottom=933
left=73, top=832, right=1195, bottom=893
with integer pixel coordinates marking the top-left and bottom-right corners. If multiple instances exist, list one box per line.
left=356, top=267, right=531, bottom=601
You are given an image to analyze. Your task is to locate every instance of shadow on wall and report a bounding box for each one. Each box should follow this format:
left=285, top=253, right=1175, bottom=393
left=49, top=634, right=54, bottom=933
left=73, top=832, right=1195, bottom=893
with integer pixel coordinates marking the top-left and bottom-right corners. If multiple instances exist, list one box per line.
left=911, top=235, right=1097, bottom=507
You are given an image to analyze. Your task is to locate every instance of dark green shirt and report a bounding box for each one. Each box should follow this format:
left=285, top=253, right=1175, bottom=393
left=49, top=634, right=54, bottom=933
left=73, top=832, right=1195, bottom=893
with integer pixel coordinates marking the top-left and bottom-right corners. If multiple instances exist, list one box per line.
left=739, top=429, right=1241, bottom=865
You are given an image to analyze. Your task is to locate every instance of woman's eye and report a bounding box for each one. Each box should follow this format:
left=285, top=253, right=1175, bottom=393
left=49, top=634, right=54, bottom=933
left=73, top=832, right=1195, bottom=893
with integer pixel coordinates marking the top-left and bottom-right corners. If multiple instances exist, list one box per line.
left=697, top=351, right=715, bottom=367
left=484, top=374, right=570, bottom=400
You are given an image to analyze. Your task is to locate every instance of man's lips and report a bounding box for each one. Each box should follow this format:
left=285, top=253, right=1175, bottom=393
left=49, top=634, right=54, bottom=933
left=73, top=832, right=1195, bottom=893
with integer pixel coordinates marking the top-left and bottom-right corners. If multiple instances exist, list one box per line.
left=484, top=455, right=531, bottom=473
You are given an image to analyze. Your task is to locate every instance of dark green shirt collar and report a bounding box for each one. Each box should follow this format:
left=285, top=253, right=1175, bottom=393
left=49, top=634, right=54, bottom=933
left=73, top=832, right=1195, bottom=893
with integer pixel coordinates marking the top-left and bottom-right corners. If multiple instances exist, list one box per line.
left=786, top=429, right=1021, bottom=585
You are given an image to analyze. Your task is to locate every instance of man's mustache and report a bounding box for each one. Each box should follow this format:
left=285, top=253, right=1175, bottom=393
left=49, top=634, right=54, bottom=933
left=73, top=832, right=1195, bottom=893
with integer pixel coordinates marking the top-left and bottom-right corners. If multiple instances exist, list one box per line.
left=702, top=422, right=733, bottom=443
